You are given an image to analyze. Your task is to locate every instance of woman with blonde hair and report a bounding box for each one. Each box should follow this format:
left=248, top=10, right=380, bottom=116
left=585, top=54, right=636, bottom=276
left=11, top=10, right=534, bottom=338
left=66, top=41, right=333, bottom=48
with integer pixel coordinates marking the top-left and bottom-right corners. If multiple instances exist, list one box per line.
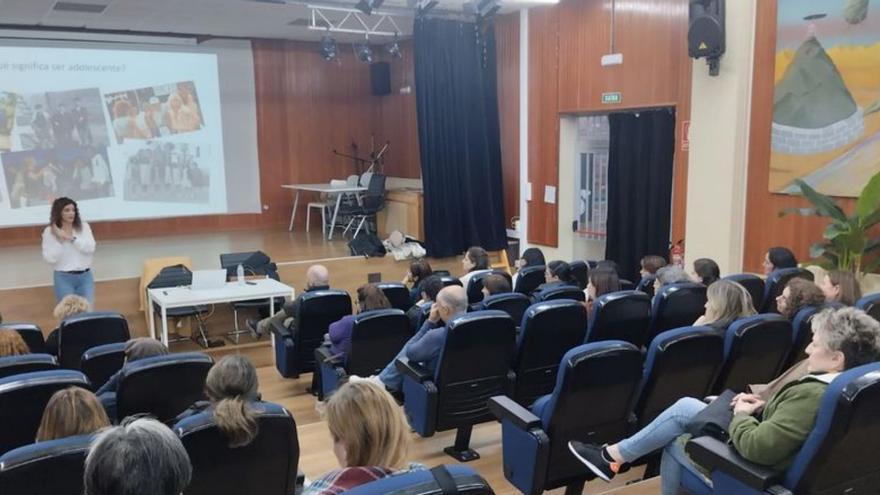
left=817, top=269, right=862, bottom=306
left=0, top=330, right=29, bottom=357
left=694, top=279, right=757, bottom=331
left=36, top=387, right=110, bottom=442
left=305, top=380, right=423, bottom=494
left=45, top=293, right=91, bottom=356
left=175, top=354, right=260, bottom=448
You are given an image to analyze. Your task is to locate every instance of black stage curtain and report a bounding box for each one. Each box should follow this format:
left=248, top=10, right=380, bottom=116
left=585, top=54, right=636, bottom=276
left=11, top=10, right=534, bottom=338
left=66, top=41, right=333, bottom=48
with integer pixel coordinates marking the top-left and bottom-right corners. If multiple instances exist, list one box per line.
left=604, top=109, right=676, bottom=282
left=414, top=18, right=507, bottom=258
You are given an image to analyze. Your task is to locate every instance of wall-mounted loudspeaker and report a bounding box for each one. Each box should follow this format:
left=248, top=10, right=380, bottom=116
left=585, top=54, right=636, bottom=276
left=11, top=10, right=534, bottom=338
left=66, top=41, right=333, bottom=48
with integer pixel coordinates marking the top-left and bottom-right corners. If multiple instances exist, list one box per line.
left=370, top=62, right=391, bottom=96
left=688, top=0, right=725, bottom=76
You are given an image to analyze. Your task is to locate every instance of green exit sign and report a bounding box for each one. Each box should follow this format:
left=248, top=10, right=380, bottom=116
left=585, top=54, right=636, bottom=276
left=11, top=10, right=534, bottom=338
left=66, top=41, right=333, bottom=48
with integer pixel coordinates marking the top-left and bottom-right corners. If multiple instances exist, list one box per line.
left=602, top=92, right=622, bottom=104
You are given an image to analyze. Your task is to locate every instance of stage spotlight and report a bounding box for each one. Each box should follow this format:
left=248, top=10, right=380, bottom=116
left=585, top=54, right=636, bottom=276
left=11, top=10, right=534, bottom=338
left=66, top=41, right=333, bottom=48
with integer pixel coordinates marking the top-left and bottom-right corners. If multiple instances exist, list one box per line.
left=415, top=0, right=438, bottom=17
left=355, top=0, right=384, bottom=15
left=387, top=34, right=402, bottom=58
left=320, top=35, right=337, bottom=61
left=354, top=40, right=373, bottom=63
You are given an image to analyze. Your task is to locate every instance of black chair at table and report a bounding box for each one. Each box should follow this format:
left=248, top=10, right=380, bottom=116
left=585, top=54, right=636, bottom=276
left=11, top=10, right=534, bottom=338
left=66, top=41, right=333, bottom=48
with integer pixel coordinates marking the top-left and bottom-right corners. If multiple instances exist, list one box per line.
left=340, top=173, right=387, bottom=238
left=376, top=282, right=412, bottom=312
left=148, top=264, right=211, bottom=347
left=585, top=290, right=652, bottom=348
left=761, top=267, right=814, bottom=313
left=0, top=324, right=46, bottom=353
left=219, top=251, right=285, bottom=344
left=56, top=312, right=129, bottom=370
left=116, top=352, right=213, bottom=424
left=0, top=354, right=57, bottom=380
left=0, top=434, right=93, bottom=495
left=512, top=300, right=588, bottom=406
left=175, top=402, right=300, bottom=495
left=514, top=265, right=546, bottom=296
left=271, top=289, right=352, bottom=379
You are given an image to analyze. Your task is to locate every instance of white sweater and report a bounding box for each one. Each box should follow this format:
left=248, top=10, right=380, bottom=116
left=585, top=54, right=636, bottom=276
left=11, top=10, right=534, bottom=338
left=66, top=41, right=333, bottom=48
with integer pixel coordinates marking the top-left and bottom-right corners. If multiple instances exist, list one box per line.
left=42, top=221, right=96, bottom=272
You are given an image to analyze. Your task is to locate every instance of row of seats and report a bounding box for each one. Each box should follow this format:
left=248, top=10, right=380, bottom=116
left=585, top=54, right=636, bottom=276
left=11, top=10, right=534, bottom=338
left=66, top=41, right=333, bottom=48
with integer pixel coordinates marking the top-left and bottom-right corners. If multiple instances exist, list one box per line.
left=0, top=352, right=213, bottom=455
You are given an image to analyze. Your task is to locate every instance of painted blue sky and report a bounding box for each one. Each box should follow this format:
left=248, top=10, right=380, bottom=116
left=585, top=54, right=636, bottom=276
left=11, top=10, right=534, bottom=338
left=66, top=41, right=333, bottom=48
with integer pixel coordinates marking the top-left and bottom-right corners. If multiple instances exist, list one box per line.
left=777, top=0, right=880, bottom=50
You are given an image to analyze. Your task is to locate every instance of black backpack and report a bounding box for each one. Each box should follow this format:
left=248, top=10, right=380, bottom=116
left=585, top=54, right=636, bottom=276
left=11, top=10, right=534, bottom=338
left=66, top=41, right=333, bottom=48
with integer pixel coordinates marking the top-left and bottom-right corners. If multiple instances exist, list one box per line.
left=348, top=234, right=386, bottom=257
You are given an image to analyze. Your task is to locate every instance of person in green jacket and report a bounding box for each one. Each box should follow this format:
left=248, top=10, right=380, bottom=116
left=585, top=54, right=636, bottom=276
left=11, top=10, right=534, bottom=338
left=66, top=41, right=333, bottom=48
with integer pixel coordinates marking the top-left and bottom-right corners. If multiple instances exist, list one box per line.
left=567, top=306, right=880, bottom=495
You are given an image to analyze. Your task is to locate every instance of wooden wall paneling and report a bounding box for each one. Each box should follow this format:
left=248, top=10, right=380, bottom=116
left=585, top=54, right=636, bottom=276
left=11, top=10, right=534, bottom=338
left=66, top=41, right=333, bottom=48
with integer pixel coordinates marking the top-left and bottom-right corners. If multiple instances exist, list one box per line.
left=495, top=13, right=521, bottom=226
left=374, top=42, right=422, bottom=179
left=527, top=5, right=560, bottom=247
left=743, top=0, right=856, bottom=272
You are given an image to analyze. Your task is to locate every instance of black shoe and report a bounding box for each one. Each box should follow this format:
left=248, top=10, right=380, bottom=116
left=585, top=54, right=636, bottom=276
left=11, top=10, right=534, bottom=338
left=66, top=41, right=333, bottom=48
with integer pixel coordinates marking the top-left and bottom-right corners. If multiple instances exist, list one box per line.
left=567, top=441, right=618, bottom=482
left=246, top=319, right=261, bottom=339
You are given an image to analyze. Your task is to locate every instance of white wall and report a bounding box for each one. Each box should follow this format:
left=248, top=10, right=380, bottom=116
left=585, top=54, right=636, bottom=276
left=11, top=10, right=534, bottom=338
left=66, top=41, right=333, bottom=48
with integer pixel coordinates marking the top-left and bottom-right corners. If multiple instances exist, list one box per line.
left=684, top=0, right=758, bottom=275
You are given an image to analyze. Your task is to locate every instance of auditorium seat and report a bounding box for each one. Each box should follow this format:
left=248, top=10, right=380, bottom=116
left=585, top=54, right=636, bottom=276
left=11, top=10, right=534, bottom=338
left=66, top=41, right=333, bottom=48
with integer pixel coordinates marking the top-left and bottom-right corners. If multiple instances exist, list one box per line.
left=0, top=434, right=92, bottom=495
left=376, top=282, right=412, bottom=312
left=481, top=292, right=530, bottom=329
left=0, top=324, right=46, bottom=353
left=619, top=279, right=636, bottom=291
left=57, top=312, right=129, bottom=370
left=586, top=290, right=652, bottom=348
left=316, top=309, right=410, bottom=400
left=722, top=274, right=765, bottom=311
left=786, top=305, right=823, bottom=370
left=647, top=282, right=708, bottom=344
left=514, top=265, right=546, bottom=296
left=762, top=267, right=814, bottom=313
left=116, top=352, right=213, bottom=423
left=345, top=465, right=494, bottom=495
left=632, top=326, right=724, bottom=429
left=175, top=402, right=300, bottom=495
left=856, top=293, right=880, bottom=323
left=466, top=270, right=512, bottom=304
left=80, top=342, right=126, bottom=392
left=512, top=300, right=588, bottom=406
left=684, top=362, right=880, bottom=495
left=0, top=370, right=90, bottom=454
left=712, top=314, right=792, bottom=393
left=396, top=310, right=516, bottom=461
left=532, top=284, right=585, bottom=303
left=570, top=260, right=589, bottom=290
left=490, top=341, right=644, bottom=495
left=635, top=275, right=657, bottom=298
left=439, top=275, right=463, bottom=288
left=271, top=289, right=352, bottom=378
left=0, top=354, right=57, bottom=380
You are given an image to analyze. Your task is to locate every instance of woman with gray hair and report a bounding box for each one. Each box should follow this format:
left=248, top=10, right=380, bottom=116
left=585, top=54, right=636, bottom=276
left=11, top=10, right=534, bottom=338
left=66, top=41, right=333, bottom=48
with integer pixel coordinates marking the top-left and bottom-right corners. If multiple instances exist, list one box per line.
left=84, top=417, right=191, bottom=495
left=652, top=264, right=693, bottom=295
left=568, top=306, right=880, bottom=495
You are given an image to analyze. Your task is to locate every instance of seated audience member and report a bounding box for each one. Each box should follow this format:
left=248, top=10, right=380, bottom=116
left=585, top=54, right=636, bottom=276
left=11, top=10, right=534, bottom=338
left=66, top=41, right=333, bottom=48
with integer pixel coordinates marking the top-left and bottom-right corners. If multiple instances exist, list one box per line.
left=639, top=255, right=667, bottom=280
left=45, top=294, right=91, bottom=355
left=377, top=285, right=469, bottom=392
left=0, top=330, right=29, bottom=357
left=597, top=259, right=621, bottom=277
left=406, top=275, right=444, bottom=332
left=175, top=355, right=262, bottom=448
left=691, top=258, right=721, bottom=286
left=777, top=278, right=827, bottom=321
left=652, top=265, right=692, bottom=295
left=536, top=260, right=578, bottom=290
left=305, top=380, right=423, bottom=494
left=817, top=269, right=862, bottom=306
left=481, top=273, right=512, bottom=299
left=84, top=417, right=192, bottom=495
left=694, top=280, right=756, bottom=331
left=459, top=246, right=490, bottom=287
left=511, top=247, right=546, bottom=288
left=247, top=264, right=330, bottom=338
left=585, top=267, right=620, bottom=315
left=762, top=246, right=798, bottom=275
left=569, top=306, right=880, bottom=494
left=402, top=260, right=433, bottom=306
left=96, top=338, right=169, bottom=420
left=326, top=284, right=392, bottom=360
left=36, top=387, right=110, bottom=442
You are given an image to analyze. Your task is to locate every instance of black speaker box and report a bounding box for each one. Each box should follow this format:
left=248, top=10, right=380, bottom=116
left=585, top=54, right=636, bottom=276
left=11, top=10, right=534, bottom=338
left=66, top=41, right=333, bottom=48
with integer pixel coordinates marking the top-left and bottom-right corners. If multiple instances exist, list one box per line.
left=370, top=62, right=391, bottom=96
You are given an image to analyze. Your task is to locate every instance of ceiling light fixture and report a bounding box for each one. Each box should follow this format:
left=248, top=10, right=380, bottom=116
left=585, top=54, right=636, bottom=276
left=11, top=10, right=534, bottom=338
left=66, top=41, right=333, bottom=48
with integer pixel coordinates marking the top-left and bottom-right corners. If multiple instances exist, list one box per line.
left=354, top=37, right=373, bottom=62
left=355, top=0, right=385, bottom=16
left=320, top=34, right=338, bottom=61
left=386, top=33, right=402, bottom=58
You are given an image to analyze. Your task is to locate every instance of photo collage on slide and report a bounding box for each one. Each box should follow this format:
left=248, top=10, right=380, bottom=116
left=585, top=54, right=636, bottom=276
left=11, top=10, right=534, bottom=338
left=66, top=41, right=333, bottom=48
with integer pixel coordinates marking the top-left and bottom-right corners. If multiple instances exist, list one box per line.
left=0, top=81, right=210, bottom=211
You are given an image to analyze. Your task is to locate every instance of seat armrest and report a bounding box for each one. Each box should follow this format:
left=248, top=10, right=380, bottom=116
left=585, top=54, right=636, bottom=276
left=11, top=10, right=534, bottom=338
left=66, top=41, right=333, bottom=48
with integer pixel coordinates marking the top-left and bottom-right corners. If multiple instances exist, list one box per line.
left=270, top=318, right=292, bottom=339
left=488, top=395, right=543, bottom=430
left=685, top=436, right=781, bottom=492
left=315, top=345, right=342, bottom=366
left=395, top=358, right=432, bottom=383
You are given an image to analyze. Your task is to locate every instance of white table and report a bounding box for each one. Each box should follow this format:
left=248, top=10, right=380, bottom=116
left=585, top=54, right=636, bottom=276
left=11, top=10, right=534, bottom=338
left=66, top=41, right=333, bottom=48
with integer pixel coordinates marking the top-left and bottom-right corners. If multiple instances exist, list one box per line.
left=282, top=183, right=367, bottom=240
left=147, top=278, right=295, bottom=346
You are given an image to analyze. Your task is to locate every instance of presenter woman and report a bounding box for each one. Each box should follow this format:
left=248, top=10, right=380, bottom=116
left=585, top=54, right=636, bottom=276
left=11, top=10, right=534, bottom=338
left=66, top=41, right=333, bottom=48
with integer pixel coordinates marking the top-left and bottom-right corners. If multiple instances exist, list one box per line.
left=42, top=197, right=96, bottom=304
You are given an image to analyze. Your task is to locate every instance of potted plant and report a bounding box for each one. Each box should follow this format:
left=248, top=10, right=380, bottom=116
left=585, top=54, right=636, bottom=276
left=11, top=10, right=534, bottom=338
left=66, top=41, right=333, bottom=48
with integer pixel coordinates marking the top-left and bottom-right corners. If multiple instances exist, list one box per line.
left=780, top=171, right=880, bottom=293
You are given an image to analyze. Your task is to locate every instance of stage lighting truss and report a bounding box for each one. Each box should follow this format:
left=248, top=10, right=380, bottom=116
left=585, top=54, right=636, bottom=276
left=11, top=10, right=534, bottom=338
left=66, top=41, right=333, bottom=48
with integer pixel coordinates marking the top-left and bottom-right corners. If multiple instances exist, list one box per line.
left=308, top=4, right=403, bottom=37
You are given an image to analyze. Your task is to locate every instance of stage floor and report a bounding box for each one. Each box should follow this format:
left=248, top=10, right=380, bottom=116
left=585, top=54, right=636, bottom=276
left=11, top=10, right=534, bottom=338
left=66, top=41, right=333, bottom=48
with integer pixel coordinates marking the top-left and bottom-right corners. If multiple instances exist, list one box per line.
left=0, top=229, right=354, bottom=290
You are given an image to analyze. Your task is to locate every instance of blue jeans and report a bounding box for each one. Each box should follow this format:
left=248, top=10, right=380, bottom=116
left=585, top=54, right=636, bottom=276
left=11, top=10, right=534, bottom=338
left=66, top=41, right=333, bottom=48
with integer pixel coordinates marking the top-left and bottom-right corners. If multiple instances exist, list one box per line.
left=53, top=270, right=95, bottom=305
left=617, top=397, right=711, bottom=495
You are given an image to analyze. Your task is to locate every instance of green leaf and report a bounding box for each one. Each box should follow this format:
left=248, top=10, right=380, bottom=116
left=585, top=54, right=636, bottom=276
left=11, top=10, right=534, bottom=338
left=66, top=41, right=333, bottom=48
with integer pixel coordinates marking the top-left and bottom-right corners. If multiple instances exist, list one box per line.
left=860, top=209, right=880, bottom=230
left=810, top=243, right=829, bottom=259
left=792, top=179, right=849, bottom=223
left=823, top=222, right=850, bottom=240
left=856, top=172, right=880, bottom=224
